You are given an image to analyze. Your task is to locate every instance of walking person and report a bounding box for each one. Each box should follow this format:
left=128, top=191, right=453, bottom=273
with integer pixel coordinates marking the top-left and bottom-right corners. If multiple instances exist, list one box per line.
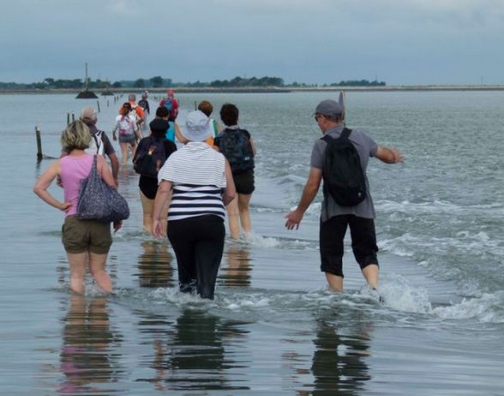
left=153, top=110, right=236, bottom=300
left=285, top=96, right=404, bottom=292
left=112, top=102, right=142, bottom=166
left=33, top=121, right=121, bottom=294
left=138, top=91, right=151, bottom=134
left=133, top=118, right=177, bottom=235
left=79, top=106, right=119, bottom=185
left=128, top=93, right=146, bottom=133
left=214, top=103, right=256, bottom=240
left=159, top=88, right=179, bottom=121
left=198, top=100, right=222, bottom=146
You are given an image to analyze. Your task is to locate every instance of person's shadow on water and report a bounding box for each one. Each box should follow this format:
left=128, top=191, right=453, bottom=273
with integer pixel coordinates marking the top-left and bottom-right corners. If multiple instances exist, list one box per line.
left=59, top=296, right=123, bottom=394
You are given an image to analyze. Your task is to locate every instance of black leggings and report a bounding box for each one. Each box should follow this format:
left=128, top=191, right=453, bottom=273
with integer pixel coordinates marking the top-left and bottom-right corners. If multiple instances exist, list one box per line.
left=167, top=215, right=225, bottom=300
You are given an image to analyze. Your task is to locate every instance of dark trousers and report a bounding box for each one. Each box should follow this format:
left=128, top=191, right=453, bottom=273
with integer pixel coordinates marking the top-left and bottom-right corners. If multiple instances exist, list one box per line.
left=168, top=215, right=225, bottom=300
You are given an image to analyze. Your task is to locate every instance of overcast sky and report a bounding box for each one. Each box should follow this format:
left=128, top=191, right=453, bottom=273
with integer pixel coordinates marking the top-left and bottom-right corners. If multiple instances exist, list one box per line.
left=1, top=0, right=504, bottom=85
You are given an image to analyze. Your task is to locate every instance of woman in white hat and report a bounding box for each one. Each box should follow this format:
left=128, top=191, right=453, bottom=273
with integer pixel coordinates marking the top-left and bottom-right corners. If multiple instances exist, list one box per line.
left=153, top=110, right=236, bottom=300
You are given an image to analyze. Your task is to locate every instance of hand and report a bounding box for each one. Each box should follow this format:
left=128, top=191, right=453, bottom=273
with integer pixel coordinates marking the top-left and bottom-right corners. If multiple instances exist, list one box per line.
left=113, top=220, right=122, bottom=233
left=113, top=134, right=117, bottom=141
left=59, top=202, right=72, bottom=212
left=285, top=209, right=304, bottom=230
left=153, top=220, right=164, bottom=238
left=391, top=147, right=404, bottom=164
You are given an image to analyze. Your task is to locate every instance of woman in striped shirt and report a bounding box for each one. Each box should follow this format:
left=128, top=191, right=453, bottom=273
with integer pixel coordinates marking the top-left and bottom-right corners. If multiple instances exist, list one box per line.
left=153, top=110, right=236, bottom=300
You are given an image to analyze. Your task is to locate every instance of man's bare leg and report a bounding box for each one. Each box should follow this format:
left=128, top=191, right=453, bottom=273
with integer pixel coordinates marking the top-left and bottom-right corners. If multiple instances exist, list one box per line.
left=362, top=264, right=379, bottom=290
left=325, top=272, right=343, bottom=292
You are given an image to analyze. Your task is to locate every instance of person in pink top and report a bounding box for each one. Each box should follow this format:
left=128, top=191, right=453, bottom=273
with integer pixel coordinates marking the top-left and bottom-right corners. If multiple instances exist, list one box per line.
left=34, top=121, right=121, bottom=294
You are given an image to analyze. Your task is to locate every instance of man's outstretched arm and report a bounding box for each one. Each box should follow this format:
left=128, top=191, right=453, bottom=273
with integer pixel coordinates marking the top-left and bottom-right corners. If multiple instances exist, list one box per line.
left=376, top=146, right=404, bottom=164
left=285, top=167, right=323, bottom=230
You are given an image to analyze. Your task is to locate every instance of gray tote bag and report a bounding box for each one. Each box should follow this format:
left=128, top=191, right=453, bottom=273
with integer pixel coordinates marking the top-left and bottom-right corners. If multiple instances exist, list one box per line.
left=77, top=155, right=130, bottom=222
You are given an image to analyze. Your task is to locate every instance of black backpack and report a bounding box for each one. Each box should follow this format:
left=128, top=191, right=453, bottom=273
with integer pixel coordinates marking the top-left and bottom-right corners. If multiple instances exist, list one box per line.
left=133, top=137, right=167, bottom=178
left=217, top=128, right=254, bottom=174
left=322, top=128, right=367, bottom=206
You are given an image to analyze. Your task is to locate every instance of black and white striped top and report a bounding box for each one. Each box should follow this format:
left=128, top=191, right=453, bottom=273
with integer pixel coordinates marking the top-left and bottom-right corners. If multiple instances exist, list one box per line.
left=158, top=142, right=227, bottom=221
left=168, top=184, right=226, bottom=221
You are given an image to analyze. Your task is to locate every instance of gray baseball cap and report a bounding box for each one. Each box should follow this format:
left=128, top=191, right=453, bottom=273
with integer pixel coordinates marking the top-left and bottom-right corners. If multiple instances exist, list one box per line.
left=314, top=99, right=344, bottom=117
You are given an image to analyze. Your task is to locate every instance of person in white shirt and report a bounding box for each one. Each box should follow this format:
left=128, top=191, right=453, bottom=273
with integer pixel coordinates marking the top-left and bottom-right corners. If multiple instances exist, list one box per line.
left=112, top=102, right=142, bottom=165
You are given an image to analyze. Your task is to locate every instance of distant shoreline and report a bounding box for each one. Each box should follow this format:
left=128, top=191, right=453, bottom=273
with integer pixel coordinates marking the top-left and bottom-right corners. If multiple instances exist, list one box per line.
left=2, top=85, right=504, bottom=95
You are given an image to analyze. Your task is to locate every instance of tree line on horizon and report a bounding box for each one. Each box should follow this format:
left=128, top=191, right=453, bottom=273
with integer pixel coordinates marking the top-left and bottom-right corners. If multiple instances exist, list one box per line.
left=0, top=76, right=386, bottom=90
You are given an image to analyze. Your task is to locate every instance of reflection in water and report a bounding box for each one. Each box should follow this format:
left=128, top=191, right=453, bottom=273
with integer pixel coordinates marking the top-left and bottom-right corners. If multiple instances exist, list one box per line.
left=118, top=165, right=138, bottom=187
left=136, top=241, right=174, bottom=288
left=310, top=315, right=372, bottom=395
left=136, top=309, right=250, bottom=392
left=219, top=245, right=253, bottom=287
left=281, top=312, right=373, bottom=396
left=59, top=296, right=123, bottom=394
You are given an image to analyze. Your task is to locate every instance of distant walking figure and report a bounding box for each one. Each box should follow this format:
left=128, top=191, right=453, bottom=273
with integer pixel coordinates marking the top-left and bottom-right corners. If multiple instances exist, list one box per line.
left=159, top=88, right=179, bottom=121
left=34, top=121, right=121, bottom=294
left=214, top=103, right=256, bottom=240
left=285, top=94, right=404, bottom=292
left=112, top=102, right=142, bottom=165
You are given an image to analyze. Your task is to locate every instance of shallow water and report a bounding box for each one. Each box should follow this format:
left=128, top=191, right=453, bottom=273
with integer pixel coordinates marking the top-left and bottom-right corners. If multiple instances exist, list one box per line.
left=1, top=91, right=504, bottom=395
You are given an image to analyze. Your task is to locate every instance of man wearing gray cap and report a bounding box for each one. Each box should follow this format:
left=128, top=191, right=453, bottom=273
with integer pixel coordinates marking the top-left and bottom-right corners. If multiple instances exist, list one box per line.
left=285, top=94, right=403, bottom=293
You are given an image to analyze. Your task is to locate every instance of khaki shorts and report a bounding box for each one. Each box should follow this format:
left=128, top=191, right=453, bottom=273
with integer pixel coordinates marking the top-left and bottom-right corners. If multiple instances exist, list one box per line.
left=62, top=215, right=112, bottom=254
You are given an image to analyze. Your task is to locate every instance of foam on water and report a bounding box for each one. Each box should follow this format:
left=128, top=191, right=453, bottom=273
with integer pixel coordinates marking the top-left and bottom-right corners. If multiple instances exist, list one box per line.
left=432, top=292, right=504, bottom=323
left=241, top=231, right=280, bottom=248
left=379, top=274, right=432, bottom=314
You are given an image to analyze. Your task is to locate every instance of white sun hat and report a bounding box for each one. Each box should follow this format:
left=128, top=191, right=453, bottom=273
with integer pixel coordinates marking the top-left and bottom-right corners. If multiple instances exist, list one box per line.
left=180, top=110, right=213, bottom=142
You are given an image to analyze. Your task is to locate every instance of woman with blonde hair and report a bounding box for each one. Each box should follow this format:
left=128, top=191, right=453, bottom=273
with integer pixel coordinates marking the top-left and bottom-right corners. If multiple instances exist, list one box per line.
left=34, top=121, right=121, bottom=294
left=112, top=102, right=142, bottom=165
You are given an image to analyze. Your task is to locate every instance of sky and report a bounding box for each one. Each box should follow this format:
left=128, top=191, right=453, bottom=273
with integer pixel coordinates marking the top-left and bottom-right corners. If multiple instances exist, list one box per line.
left=1, top=0, right=504, bottom=85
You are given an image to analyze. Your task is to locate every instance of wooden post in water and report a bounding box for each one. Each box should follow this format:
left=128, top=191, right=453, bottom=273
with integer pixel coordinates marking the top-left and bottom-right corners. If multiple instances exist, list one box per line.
left=35, top=126, right=43, bottom=161
left=71, top=112, right=75, bottom=122
left=194, top=101, right=197, bottom=110
left=67, top=112, right=70, bottom=125
left=107, top=100, right=109, bottom=107
left=97, top=100, right=101, bottom=113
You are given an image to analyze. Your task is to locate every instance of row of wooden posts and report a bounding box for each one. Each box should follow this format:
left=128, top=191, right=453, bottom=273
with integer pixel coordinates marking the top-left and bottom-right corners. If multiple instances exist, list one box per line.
left=36, top=95, right=124, bottom=161
left=35, top=93, right=194, bottom=161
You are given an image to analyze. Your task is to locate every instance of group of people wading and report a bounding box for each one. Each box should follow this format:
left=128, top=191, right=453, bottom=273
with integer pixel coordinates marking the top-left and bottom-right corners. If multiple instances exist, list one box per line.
left=34, top=91, right=403, bottom=301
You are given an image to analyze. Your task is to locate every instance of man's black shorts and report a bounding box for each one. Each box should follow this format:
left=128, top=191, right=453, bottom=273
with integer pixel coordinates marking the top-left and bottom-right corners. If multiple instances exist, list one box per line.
left=319, top=214, right=379, bottom=277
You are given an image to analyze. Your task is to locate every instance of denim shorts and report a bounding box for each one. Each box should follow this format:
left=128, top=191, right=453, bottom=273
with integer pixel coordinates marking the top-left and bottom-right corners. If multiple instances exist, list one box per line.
left=119, top=134, right=136, bottom=144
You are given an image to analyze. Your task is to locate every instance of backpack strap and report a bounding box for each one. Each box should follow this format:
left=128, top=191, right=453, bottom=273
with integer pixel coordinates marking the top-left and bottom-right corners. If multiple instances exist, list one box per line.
left=322, top=134, right=333, bottom=143
left=322, top=128, right=352, bottom=142
left=92, top=130, right=103, bottom=153
left=339, top=128, right=352, bottom=140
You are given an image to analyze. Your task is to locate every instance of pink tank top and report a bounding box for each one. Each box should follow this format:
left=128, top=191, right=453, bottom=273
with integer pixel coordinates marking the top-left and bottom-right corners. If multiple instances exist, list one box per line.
left=60, top=154, right=94, bottom=216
